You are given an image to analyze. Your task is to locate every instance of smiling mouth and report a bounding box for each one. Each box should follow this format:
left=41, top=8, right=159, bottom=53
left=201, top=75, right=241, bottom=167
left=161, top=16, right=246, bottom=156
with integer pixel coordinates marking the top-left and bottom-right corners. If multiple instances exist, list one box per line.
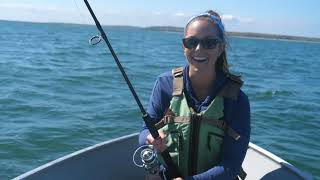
left=192, top=57, right=208, bottom=63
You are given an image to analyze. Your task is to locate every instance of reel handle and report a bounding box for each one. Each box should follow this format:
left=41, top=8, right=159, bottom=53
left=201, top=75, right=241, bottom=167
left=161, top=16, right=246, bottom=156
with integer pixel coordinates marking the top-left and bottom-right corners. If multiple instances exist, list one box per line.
left=143, top=114, right=181, bottom=178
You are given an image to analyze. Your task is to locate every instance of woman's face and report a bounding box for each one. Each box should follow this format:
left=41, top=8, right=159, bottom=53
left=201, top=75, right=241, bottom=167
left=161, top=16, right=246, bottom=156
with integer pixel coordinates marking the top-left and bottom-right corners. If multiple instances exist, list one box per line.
left=183, top=19, right=224, bottom=73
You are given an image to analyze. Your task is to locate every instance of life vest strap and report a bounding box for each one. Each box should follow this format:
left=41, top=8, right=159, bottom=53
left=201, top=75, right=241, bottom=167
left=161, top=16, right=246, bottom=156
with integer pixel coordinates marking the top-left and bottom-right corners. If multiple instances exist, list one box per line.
left=202, top=118, right=241, bottom=140
left=156, top=114, right=241, bottom=140
left=227, top=127, right=241, bottom=140
left=218, top=82, right=241, bottom=100
left=172, top=67, right=184, bottom=96
left=239, top=167, right=247, bottom=180
left=171, top=67, right=243, bottom=100
left=155, top=116, right=191, bottom=129
left=219, top=73, right=243, bottom=100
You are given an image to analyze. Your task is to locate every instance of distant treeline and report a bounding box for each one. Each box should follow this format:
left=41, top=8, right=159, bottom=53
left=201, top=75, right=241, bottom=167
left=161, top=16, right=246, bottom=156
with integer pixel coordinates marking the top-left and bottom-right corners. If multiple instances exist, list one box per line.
left=1, top=20, right=319, bottom=43
left=145, top=26, right=320, bottom=43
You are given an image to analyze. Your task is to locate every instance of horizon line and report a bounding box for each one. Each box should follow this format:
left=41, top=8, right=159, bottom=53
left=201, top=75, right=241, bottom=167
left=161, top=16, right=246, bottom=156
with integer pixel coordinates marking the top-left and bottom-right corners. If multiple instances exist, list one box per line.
left=1, top=19, right=320, bottom=41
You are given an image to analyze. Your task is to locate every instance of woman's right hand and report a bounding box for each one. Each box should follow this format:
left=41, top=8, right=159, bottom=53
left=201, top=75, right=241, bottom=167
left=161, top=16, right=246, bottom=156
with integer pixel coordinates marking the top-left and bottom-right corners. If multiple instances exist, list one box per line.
left=146, top=130, right=167, bottom=152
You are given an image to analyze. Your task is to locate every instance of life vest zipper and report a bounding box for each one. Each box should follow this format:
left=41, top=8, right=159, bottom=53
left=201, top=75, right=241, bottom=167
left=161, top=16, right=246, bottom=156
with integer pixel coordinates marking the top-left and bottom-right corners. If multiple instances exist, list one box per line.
left=188, top=109, right=201, bottom=175
left=170, top=130, right=183, bottom=166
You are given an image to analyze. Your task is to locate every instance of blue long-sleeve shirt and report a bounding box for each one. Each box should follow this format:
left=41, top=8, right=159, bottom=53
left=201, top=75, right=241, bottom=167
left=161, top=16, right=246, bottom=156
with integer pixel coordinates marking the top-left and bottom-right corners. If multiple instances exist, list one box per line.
left=139, top=66, right=250, bottom=180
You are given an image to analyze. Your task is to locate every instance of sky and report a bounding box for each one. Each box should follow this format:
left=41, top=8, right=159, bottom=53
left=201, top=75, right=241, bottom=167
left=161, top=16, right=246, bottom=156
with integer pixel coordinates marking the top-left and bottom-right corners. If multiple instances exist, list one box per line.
left=0, top=0, right=319, bottom=38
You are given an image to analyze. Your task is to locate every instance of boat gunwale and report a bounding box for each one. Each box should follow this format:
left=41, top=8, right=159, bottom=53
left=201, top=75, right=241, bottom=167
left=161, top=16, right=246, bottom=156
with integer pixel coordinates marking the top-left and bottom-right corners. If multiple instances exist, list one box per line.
left=13, top=133, right=139, bottom=180
left=248, top=142, right=312, bottom=180
left=13, top=133, right=312, bottom=180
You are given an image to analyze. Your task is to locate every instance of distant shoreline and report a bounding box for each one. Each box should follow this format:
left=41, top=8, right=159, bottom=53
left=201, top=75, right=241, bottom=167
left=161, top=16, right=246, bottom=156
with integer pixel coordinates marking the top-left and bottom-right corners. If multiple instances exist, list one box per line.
left=145, top=26, right=320, bottom=43
left=1, top=20, right=320, bottom=43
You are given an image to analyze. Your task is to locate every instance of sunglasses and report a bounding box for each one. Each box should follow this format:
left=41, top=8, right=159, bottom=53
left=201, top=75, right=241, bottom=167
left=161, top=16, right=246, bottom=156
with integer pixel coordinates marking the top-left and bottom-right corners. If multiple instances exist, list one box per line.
left=182, top=37, right=222, bottom=49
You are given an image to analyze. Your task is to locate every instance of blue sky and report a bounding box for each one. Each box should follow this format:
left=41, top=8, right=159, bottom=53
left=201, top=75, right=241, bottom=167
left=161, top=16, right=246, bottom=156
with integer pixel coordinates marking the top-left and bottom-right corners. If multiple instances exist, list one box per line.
left=0, top=0, right=319, bottom=37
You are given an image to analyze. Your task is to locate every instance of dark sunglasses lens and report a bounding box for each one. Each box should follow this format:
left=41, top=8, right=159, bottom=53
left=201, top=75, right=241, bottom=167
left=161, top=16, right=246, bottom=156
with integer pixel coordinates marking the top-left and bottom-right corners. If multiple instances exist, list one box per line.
left=202, top=39, right=219, bottom=49
left=183, top=38, right=199, bottom=49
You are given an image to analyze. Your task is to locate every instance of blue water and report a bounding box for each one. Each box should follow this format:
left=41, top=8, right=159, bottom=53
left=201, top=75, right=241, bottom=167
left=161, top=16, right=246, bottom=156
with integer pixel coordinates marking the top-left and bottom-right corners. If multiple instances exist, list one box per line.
left=0, top=20, right=319, bottom=179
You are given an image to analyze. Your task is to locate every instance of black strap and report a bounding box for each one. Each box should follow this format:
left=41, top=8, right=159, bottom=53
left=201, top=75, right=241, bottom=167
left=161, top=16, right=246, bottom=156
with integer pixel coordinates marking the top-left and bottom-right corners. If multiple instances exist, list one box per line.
left=239, top=167, right=247, bottom=180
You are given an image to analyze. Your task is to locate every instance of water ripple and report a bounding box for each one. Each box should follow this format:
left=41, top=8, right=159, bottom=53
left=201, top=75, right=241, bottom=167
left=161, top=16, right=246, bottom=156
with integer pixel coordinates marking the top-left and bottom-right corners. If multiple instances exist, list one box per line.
left=0, top=20, right=319, bottom=179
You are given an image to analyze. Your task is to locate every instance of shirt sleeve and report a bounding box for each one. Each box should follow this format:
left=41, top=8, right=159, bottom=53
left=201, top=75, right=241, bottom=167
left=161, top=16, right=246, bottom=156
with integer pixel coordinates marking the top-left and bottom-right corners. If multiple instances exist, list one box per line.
left=188, top=91, right=251, bottom=180
left=139, top=74, right=173, bottom=145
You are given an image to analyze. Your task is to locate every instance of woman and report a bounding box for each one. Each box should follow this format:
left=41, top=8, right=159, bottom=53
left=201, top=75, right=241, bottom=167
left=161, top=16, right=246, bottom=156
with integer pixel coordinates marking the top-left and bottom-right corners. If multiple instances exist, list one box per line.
left=139, top=10, right=250, bottom=180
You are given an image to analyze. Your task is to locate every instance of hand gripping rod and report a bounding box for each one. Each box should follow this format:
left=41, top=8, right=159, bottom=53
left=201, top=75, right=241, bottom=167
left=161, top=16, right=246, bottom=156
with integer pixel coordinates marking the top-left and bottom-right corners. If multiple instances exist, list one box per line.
left=83, top=0, right=181, bottom=178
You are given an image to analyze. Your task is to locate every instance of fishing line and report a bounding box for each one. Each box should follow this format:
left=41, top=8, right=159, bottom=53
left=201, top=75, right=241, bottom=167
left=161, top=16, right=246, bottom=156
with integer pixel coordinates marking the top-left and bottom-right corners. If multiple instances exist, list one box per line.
left=72, top=0, right=88, bottom=25
left=73, top=0, right=102, bottom=46
left=81, top=0, right=181, bottom=178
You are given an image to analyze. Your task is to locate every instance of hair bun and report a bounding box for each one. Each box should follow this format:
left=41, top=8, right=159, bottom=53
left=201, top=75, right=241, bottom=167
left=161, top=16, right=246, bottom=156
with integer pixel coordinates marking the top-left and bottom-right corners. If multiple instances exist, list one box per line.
left=206, top=10, right=221, bottom=19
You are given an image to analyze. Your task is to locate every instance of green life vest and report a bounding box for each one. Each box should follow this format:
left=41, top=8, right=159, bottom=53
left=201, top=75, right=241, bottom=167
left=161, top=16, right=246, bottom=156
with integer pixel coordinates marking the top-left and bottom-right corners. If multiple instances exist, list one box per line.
left=156, top=67, right=243, bottom=176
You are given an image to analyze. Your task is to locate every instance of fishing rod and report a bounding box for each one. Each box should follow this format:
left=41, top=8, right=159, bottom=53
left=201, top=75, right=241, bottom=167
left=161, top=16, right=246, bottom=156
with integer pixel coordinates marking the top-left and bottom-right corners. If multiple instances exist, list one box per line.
left=83, top=0, right=181, bottom=178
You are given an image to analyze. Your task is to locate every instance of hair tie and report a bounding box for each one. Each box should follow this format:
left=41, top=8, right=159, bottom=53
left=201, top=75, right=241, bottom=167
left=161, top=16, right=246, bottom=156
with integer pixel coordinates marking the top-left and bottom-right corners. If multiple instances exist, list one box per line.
left=184, top=13, right=225, bottom=39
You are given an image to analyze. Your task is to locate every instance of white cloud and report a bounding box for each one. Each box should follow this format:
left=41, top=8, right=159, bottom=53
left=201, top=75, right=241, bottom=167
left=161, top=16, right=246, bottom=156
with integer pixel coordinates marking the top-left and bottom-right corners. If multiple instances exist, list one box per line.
left=0, top=3, right=33, bottom=9
left=221, top=14, right=237, bottom=21
left=221, top=14, right=255, bottom=24
left=0, top=2, right=90, bottom=24
left=152, top=11, right=161, bottom=15
left=0, top=3, right=254, bottom=29
left=240, top=18, right=255, bottom=23
left=0, top=3, right=61, bottom=12
left=174, top=12, right=186, bottom=17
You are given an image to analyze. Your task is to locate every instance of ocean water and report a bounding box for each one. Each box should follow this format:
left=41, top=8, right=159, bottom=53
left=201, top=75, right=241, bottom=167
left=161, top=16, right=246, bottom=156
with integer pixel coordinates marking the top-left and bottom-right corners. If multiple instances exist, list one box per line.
left=0, top=20, right=319, bottom=179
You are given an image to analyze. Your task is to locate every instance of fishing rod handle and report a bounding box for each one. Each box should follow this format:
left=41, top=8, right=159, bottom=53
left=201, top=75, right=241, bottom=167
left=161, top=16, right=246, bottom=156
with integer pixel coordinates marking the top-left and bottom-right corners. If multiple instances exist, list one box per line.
left=143, top=114, right=181, bottom=178
left=143, top=113, right=159, bottom=138
left=161, top=149, right=181, bottom=178
left=83, top=0, right=180, bottom=178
